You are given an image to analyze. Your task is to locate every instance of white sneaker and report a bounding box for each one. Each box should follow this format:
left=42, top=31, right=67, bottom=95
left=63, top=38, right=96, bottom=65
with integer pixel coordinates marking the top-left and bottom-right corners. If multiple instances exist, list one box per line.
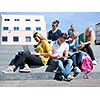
left=2, top=67, right=14, bottom=73
left=74, top=67, right=81, bottom=73
left=92, top=60, right=97, bottom=65
left=19, top=66, right=31, bottom=73
left=66, top=74, right=74, bottom=81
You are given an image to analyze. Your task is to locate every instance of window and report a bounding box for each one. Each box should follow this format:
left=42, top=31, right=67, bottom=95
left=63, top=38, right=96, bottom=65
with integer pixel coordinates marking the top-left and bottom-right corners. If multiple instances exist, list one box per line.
left=2, top=36, right=8, bottom=42
left=35, top=19, right=40, bottom=21
left=14, top=19, right=20, bottom=21
left=25, top=36, right=31, bottom=42
left=25, top=27, right=31, bottom=31
left=3, top=27, right=9, bottom=30
left=25, top=19, right=30, bottom=21
left=13, top=36, right=19, bottom=42
left=14, top=27, right=19, bottom=30
left=36, top=27, right=41, bottom=31
left=4, top=19, right=10, bottom=21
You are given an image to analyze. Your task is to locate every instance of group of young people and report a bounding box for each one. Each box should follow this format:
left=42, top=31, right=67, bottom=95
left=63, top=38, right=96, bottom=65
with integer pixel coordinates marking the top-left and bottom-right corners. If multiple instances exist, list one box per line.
left=2, top=20, right=97, bottom=81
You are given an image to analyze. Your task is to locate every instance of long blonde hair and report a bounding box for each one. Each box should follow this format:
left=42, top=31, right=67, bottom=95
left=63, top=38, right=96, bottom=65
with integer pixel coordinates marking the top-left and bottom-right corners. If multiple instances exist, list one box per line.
left=84, top=27, right=95, bottom=44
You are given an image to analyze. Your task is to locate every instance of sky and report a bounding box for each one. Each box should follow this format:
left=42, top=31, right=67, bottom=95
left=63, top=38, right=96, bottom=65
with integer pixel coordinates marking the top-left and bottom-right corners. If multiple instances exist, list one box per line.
left=0, top=12, right=100, bottom=34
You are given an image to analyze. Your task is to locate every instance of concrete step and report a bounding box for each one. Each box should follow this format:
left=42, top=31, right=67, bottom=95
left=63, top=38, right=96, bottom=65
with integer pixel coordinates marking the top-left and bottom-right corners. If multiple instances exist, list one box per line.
left=0, top=72, right=55, bottom=80
left=0, top=45, right=100, bottom=75
left=74, top=72, right=100, bottom=79
left=0, top=45, right=35, bottom=67
left=0, top=65, right=48, bottom=72
left=0, top=72, right=100, bottom=80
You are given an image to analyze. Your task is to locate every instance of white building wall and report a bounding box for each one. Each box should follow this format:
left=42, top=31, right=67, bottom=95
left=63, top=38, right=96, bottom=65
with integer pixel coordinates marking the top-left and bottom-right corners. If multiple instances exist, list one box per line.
left=0, top=15, right=47, bottom=45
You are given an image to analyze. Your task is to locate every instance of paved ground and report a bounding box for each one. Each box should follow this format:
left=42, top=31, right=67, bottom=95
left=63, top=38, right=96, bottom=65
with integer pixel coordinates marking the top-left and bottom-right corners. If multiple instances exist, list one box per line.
left=0, top=78, right=100, bottom=87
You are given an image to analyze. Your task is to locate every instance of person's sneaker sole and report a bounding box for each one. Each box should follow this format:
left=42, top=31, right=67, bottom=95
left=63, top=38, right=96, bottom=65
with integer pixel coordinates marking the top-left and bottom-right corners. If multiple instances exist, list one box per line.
left=19, top=70, right=31, bottom=73
left=64, top=78, right=73, bottom=82
left=2, top=70, right=14, bottom=73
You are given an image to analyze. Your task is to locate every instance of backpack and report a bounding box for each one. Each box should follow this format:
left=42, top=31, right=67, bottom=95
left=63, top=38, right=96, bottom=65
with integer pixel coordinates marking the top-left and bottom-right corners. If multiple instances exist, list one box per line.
left=81, top=52, right=93, bottom=72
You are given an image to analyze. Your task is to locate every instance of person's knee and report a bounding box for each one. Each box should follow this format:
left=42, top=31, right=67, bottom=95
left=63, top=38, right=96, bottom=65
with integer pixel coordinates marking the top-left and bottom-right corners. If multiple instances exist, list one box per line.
left=58, top=60, right=63, bottom=65
left=67, top=59, right=73, bottom=65
left=72, top=54, right=76, bottom=59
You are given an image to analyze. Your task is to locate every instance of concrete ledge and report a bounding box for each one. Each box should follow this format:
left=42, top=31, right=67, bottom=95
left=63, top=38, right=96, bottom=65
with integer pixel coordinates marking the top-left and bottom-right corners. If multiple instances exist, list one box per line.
left=0, top=72, right=56, bottom=80
left=0, top=72, right=100, bottom=80
left=30, top=65, right=49, bottom=72
left=74, top=72, right=100, bottom=79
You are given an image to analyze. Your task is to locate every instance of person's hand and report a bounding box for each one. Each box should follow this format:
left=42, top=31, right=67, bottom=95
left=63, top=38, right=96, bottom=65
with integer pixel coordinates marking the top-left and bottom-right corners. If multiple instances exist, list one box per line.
left=76, top=44, right=83, bottom=50
left=55, top=55, right=61, bottom=59
left=53, top=55, right=61, bottom=59
left=58, top=56, right=64, bottom=60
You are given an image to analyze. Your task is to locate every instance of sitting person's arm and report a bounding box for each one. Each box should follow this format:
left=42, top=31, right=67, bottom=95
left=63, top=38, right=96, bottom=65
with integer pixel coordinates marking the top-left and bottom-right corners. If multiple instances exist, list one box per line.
left=80, top=41, right=91, bottom=46
left=32, top=40, right=52, bottom=57
left=76, top=41, right=91, bottom=50
left=50, top=54, right=61, bottom=59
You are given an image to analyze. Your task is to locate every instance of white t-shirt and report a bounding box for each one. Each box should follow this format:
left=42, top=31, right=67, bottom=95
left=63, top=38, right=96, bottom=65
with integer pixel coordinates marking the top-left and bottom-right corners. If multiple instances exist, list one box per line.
left=51, top=40, right=69, bottom=57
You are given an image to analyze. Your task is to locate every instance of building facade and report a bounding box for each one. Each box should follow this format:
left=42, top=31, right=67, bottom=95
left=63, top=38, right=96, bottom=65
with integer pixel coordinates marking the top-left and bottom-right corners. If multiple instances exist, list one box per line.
left=0, top=14, right=47, bottom=45
left=95, top=22, right=100, bottom=44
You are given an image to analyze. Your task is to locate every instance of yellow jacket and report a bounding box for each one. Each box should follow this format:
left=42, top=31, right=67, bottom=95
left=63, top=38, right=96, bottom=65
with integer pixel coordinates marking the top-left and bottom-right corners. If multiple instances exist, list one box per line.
left=36, top=40, right=52, bottom=65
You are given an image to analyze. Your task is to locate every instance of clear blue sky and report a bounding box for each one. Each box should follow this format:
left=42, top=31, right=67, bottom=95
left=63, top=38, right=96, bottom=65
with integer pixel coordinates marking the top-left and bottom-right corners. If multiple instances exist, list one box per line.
left=0, top=12, right=100, bottom=34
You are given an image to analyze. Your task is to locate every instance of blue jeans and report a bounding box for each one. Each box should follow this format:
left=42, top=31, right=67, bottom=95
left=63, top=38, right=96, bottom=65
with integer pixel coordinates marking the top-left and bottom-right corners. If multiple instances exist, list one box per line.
left=71, top=52, right=83, bottom=68
left=53, top=59, right=73, bottom=77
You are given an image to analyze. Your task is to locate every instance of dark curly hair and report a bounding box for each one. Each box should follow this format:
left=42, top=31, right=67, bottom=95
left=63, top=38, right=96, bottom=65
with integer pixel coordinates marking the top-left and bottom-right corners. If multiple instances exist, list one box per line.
left=52, top=20, right=60, bottom=27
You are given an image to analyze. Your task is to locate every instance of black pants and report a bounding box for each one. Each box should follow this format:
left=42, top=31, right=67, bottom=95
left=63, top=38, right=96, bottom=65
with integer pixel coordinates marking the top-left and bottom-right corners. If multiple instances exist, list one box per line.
left=46, top=59, right=58, bottom=72
left=81, top=44, right=95, bottom=61
left=9, top=52, right=44, bottom=71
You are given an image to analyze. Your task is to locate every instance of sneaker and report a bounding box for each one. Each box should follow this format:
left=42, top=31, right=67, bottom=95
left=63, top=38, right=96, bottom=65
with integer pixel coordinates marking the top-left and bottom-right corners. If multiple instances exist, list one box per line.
left=74, top=67, right=81, bottom=73
left=73, top=67, right=81, bottom=77
left=2, top=67, right=14, bottom=73
left=92, top=60, right=97, bottom=65
left=66, top=74, right=74, bottom=81
left=19, top=66, right=31, bottom=73
left=59, top=75, right=65, bottom=81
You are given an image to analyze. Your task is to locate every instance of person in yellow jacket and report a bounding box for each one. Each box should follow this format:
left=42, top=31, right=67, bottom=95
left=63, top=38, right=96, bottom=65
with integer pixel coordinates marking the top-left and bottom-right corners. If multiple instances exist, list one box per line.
left=2, top=32, right=52, bottom=73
